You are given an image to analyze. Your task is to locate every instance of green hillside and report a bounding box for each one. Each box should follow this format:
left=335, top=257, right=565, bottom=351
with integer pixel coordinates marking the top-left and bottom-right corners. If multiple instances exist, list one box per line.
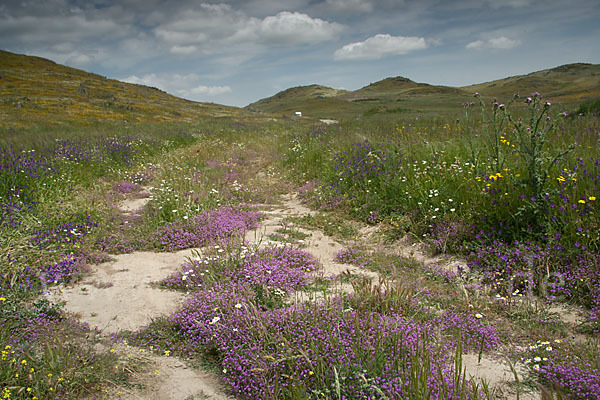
left=246, top=84, right=348, bottom=116
left=462, top=63, right=600, bottom=103
left=0, top=50, right=252, bottom=128
left=246, top=63, right=600, bottom=120
left=246, top=76, right=473, bottom=119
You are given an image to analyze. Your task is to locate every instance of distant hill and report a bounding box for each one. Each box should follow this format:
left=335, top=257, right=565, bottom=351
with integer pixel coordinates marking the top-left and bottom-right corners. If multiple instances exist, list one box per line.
left=246, top=63, right=600, bottom=119
left=0, top=50, right=250, bottom=128
left=338, top=76, right=460, bottom=99
left=462, top=63, right=600, bottom=103
left=246, top=84, right=348, bottom=115
left=246, top=76, right=472, bottom=119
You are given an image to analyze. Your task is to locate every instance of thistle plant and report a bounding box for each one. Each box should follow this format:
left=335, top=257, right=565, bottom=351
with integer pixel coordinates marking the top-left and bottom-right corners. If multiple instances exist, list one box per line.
left=503, top=93, right=573, bottom=200
left=503, top=93, right=574, bottom=230
left=469, top=92, right=574, bottom=234
left=473, top=92, right=512, bottom=172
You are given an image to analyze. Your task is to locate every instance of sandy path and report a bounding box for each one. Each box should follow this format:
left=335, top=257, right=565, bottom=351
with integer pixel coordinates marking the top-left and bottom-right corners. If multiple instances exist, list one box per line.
left=51, top=190, right=535, bottom=399
left=119, top=351, right=232, bottom=400
left=47, top=250, right=193, bottom=333
left=245, top=193, right=379, bottom=297
left=49, top=193, right=235, bottom=400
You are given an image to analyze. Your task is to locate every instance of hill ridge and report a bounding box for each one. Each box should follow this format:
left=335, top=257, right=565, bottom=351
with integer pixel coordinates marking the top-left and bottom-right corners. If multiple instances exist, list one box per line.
left=0, top=49, right=249, bottom=128
left=246, top=62, right=599, bottom=119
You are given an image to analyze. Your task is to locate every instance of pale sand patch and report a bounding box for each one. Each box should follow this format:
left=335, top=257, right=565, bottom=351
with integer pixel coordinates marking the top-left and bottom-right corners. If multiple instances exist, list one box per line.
left=119, top=197, right=150, bottom=214
left=463, top=354, right=538, bottom=400
left=50, top=247, right=234, bottom=399
left=319, top=119, right=338, bottom=125
left=120, top=353, right=234, bottom=400
left=118, top=186, right=152, bottom=214
left=244, top=193, right=378, bottom=296
left=48, top=250, right=196, bottom=333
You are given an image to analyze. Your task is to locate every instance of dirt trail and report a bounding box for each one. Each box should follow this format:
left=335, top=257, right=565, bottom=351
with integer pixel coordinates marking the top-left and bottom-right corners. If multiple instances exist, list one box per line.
left=245, top=193, right=379, bottom=295
left=49, top=193, right=235, bottom=400
left=47, top=250, right=192, bottom=333
left=52, top=190, right=532, bottom=399
left=118, top=350, right=232, bottom=400
left=53, top=192, right=377, bottom=399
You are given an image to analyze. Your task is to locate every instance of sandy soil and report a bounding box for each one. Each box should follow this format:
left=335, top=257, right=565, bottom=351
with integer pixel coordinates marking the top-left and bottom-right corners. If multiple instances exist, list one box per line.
left=47, top=250, right=194, bottom=333
left=120, top=351, right=234, bottom=400
left=51, top=190, right=235, bottom=400
left=51, top=190, right=537, bottom=399
left=245, top=193, right=379, bottom=296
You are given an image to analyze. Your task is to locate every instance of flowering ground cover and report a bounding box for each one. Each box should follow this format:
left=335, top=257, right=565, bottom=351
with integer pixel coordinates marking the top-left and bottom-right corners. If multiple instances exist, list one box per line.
left=131, top=242, right=500, bottom=399
left=284, top=93, right=600, bottom=398
left=1, top=96, right=599, bottom=399
left=0, top=125, right=203, bottom=399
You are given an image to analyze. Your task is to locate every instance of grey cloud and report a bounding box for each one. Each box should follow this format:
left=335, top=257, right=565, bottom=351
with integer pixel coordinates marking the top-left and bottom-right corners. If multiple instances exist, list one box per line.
left=466, top=36, right=521, bottom=50
left=153, top=5, right=343, bottom=55
left=122, top=73, right=232, bottom=100
left=0, top=14, right=127, bottom=44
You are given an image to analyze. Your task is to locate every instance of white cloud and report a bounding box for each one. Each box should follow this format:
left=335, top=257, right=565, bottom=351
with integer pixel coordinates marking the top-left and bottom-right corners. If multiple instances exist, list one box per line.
left=465, top=40, right=484, bottom=49
left=488, top=36, right=521, bottom=49
left=466, top=36, right=521, bottom=50
left=65, top=53, right=93, bottom=66
left=170, top=45, right=198, bottom=55
left=153, top=6, right=343, bottom=56
left=334, top=34, right=427, bottom=60
left=258, top=11, right=344, bottom=45
left=180, top=85, right=232, bottom=97
left=122, top=73, right=231, bottom=101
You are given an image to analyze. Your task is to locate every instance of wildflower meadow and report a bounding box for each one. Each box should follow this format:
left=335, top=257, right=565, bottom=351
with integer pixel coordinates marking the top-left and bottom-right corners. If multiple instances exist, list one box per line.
left=1, top=92, right=599, bottom=399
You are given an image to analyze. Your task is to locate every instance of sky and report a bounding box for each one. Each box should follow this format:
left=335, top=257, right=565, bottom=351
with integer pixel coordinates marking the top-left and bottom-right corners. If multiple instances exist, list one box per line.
left=1, top=0, right=599, bottom=107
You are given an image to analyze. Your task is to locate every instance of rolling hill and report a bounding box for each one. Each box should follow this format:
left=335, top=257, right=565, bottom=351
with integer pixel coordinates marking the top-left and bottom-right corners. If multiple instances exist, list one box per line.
left=463, top=63, right=600, bottom=103
left=246, top=76, right=473, bottom=119
left=2, top=49, right=597, bottom=127
left=246, top=63, right=600, bottom=119
left=0, top=50, right=251, bottom=129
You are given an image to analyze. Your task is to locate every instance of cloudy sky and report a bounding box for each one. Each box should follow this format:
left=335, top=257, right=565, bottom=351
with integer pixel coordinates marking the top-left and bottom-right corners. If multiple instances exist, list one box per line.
left=1, top=0, right=599, bottom=107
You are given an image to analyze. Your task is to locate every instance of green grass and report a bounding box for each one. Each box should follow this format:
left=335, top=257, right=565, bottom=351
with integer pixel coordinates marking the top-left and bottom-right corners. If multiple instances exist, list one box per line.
left=246, top=63, right=600, bottom=121
left=2, top=52, right=600, bottom=399
left=0, top=50, right=261, bottom=129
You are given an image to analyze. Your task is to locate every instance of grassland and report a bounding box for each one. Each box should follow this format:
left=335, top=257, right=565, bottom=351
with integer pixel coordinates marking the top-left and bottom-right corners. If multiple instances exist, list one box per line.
left=1, top=52, right=600, bottom=399
left=0, top=50, right=255, bottom=129
left=246, top=63, right=600, bottom=120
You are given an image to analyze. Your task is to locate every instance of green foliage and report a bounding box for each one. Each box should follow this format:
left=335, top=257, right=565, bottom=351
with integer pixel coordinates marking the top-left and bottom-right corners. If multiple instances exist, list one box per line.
left=0, top=50, right=254, bottom=129
left=575, top=98, right=600, bottom=116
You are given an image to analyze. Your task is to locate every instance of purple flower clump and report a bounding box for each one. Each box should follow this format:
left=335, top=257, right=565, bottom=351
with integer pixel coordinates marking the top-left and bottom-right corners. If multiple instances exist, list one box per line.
left=154, top=206, right=261, bottom=251
left=137, top=291, right=486, bottom=399
left=30, top=214, right=98, bottom=249
left=540, top=356, right=600, bottom=399
left=162, top=245, right=319, bottom=294
left=113, top=180, right=140, bottom=194
left=335, top=247, right=373, bottom=268
left=39, top=254, right=86, bottom=284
